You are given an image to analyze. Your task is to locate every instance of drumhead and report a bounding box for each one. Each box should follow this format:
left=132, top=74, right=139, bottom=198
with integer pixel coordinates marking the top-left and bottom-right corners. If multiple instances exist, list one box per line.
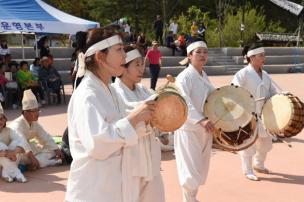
left=262, top=94, right=293, bottom=133
left=152, top=91, right=187, bottom=132
left=204, top=85, right=256, bottom=132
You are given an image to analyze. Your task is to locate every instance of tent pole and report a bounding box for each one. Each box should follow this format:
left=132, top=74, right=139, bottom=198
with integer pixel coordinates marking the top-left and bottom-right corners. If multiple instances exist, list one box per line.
left=35, top=34, right=38, bottom=57
left=21, top=32, right=25, bottom=59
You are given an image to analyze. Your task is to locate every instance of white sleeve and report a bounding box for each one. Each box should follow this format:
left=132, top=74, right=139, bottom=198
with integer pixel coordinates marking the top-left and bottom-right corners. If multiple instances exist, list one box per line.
left=232, top=71, right=245, bottom=87
left=8, top=129, right=28, bottom=151
left=176, top=76, right=205, bottom=125
left=35, top=124, right=58, bottom=151
left=74, top=96, right=138, bottom=160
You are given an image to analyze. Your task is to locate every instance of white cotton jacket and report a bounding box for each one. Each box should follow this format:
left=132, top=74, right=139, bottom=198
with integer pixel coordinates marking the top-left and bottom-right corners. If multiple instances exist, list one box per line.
left=232, top=64, right=278, bottom=137
left=176, top=64, right=215, bottom=131
left=65, top=71, right=138, bottom=202
left=112, top=78, right=161, bottom=177
left=9, top=116, right=58, bottom=154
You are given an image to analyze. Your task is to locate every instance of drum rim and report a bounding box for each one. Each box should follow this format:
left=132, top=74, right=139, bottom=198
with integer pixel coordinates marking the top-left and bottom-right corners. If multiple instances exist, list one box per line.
left=262, top=93, right=304, bottom=137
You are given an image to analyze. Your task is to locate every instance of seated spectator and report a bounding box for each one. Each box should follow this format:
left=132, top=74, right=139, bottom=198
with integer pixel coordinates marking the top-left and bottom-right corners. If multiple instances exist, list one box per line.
left=16, top=61, right=46, bottom=105
left=39, top=56, right=62, bottom=104
left=0, top=104, right=27, bottom=183
left=0, top=40, right=10, bottom=63
left=9, top=90, right=63, bottom=170
left=136, top=32, right=148, bottom=56
left=166, top=31, right=178, bottom=56
left=198, top=22, right=206, bottom=41
left=0, top=63, right=8, bottom=103
left=177, top=33, right=187, bottom=56
left=61, top=127, right=72, bottom=165
left=30, top=58, right=41, bottom=78
left=5, top=62, right=19, bottom=109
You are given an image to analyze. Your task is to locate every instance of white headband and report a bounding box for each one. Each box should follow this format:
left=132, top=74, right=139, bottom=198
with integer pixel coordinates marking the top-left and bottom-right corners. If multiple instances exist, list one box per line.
left=179, top=41, right=208, bottom=65
left=126, top=49, right=142, bottom=63
left=247, top=47, right=265, bottom=57
left=84, top=35, right=122, bottom=57
left=186, top=41, right=207, bottom=54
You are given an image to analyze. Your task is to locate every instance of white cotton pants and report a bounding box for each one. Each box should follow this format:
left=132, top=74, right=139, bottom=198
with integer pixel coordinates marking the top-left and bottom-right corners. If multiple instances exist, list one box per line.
left=239, top=134, right=272, bottom=174
left=174, top=128, right=213, bottom=201
left=19, top=150, right=58, bottom=168
left=132, top=174, right=165, bottom=202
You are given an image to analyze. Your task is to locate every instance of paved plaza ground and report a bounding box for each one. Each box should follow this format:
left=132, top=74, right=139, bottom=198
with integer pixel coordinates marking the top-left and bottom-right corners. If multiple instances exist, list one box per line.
left=0, top=73, right=304, bottom=202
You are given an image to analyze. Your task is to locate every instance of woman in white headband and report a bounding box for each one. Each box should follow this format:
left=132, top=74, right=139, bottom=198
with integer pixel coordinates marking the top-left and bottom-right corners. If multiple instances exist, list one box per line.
left=65, top=27, right=157, bottom=202
left=175, top=40, right=216, bottom=202
left=232, top=43, right=279, bottom=181
left=112, top=46, right=165, bottom=202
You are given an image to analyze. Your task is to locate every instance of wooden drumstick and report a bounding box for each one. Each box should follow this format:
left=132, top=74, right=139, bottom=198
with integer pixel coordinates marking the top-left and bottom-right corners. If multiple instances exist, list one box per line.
left=274, top=135, right=292, bottom=148
left=165, top=74, right=175, bottom=86
left=255, top=97, right=266, bottom=102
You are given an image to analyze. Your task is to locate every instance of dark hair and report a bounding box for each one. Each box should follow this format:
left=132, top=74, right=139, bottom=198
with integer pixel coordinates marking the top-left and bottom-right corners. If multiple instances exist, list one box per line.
left=242, top=42, right=263, bottom=63
left=83, top=27, right=123, bottom=73
left=75, top=31, right=87, bottom=52
left=33, top=57, right=40, bottom=66
left=20, top=61, right=28, bottom=67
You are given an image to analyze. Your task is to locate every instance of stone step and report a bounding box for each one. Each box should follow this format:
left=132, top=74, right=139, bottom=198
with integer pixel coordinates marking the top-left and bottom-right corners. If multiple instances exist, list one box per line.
left=9, top=47, right=74, bottom=59
left=233, top=55, right=304, bottom=65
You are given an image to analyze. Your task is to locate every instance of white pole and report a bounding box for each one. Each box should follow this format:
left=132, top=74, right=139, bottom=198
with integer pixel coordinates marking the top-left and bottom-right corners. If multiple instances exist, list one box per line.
left=21, top=32, right=25, bottom=59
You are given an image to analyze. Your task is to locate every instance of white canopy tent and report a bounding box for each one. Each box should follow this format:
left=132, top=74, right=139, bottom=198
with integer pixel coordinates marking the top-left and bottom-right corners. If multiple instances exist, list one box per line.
left=0, top=0, right=100, bottom=58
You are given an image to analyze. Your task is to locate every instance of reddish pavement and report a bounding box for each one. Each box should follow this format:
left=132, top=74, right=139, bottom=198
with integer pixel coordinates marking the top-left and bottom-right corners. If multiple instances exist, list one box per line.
left=1, top=74, right=304, bottom=202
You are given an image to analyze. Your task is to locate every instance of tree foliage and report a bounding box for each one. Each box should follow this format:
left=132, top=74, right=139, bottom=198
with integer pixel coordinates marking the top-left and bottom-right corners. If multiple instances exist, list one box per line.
left=45, top=0, right=299, bottom=47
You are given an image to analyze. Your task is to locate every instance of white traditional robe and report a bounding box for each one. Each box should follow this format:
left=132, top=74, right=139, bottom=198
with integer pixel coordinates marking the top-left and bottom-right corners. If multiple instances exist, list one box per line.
left=112, top=78, right=165, bottom=202
left=0, top=127, right=27, bottom=181
left=9, top=116, right=59, bottom=168
left=65, top=71, right=140, bottom=202
left=174, top=64, right=215, bottom=194
left=232, top=64, right=278, bottom=172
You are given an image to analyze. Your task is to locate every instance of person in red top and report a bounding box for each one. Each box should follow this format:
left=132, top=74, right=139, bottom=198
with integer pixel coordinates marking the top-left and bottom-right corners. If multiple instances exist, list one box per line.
left=144, top=41, right=162, bottom=90
left=178, top=33, right=187, bottom=56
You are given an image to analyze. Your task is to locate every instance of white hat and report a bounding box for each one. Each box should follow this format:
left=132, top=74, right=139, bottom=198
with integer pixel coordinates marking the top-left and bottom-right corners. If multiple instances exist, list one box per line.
left=179, top=41, right=208, bottom=65
left=22, top=89, right=38, bottom=110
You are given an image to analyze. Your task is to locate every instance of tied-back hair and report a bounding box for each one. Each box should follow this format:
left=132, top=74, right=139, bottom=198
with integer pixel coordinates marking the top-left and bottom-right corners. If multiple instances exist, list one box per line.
left=242, top=42, right=263, bottom=63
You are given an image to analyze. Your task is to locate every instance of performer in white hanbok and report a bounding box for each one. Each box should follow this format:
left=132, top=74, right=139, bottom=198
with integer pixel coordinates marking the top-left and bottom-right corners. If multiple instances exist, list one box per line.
left=112, top=46, right=165, bottom=202
left=9, top=89, right=62, bottom=170
left=0, top=104, right=27, bottom=183
left=175, top=41, right=215, bottom=202
left=65, top=27, right=156, bottom=202
left=232, top=43, right=278, bottom=181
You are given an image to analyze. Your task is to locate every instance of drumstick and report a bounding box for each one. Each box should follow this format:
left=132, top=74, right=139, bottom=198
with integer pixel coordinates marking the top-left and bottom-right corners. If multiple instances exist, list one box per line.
left=255, top=97, right=265, bottom=102
left=275, top=136, right=292, bottom=148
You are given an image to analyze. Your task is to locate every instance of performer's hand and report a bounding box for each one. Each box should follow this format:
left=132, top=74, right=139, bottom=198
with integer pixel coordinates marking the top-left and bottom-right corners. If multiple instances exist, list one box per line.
left=128, top=100, right=156, bottom=127
left=27, top=151, right=40, bottom=170
left=54, top=149, right=63, bottom=159
left=199, top=119, right=215, bottom=134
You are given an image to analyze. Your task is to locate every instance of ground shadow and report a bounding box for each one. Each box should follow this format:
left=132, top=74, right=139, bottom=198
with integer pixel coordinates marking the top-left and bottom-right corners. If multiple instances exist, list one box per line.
left=161, top=151, right=175, bottom=161
left=0, top=165, right=69, bottom=193
left=259, top=171, right=304, bottom=185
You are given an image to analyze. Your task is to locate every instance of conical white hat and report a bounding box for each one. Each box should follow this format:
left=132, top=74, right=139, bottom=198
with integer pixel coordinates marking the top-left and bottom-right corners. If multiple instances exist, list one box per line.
left=22, top=89, right=38, bottom=110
